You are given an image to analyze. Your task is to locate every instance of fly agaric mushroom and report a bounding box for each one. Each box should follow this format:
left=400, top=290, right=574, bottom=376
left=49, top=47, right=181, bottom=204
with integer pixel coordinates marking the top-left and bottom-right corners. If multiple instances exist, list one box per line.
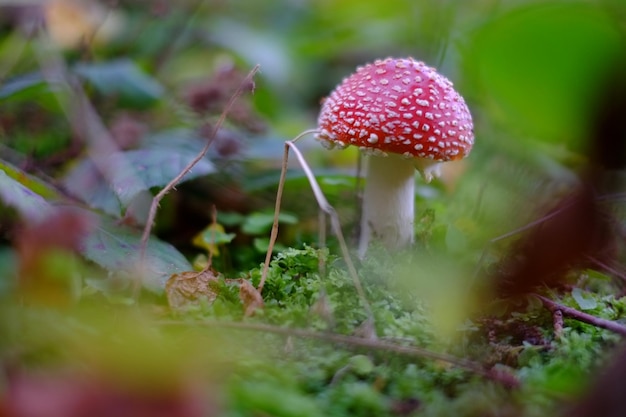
left=317, top=57, right=474, bottom=257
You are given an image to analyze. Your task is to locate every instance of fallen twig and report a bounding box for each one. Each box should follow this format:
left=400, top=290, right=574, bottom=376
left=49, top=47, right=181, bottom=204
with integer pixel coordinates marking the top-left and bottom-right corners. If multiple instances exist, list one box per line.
left=533, top=294, right=626, bottom=336
left=158, top=319, right=518, bottom=387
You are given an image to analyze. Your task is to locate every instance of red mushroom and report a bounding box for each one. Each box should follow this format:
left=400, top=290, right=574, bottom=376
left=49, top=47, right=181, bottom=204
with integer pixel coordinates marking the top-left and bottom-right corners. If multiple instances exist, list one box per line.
left=317, top=57, right=474, bottom=257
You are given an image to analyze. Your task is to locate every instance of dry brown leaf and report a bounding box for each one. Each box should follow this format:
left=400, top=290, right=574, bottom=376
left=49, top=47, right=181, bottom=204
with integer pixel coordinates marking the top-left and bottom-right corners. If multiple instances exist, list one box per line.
left=165, top=269, right=220, bottom=311
left=228, top=279, right=264, bottom=317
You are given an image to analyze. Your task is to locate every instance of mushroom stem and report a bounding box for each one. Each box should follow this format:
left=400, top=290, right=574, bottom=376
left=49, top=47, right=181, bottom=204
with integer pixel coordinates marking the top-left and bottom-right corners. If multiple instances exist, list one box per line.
left=358, top=154, right=415, bottom=258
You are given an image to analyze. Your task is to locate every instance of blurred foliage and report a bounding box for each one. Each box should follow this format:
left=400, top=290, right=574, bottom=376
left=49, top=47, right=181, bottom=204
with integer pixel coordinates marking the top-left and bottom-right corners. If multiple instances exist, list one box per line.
left=1, top=0, right=626, bottom=416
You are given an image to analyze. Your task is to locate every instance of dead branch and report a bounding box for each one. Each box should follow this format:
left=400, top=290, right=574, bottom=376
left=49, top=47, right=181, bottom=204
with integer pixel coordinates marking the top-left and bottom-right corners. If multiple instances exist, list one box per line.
left=158, top=319, right=518, bottom=387
left=533, top=294, right=626, bottom=336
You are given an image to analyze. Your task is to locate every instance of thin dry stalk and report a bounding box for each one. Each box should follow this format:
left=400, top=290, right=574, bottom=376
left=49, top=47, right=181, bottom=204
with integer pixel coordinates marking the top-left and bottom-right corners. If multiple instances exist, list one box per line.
left=139, top=65, right=260, bottom=261
left=258, top=133, right=374, bottom=323
left=201, top=204, right=218, bottom=271
left=158, top=319, right=518, bottom=387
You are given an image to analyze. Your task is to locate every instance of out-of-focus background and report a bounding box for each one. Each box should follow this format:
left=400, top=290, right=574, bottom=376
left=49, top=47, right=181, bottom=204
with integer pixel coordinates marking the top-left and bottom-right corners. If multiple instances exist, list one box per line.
left=1, top=1, right=626, bottom=416
left=1, top=0, right=624, bottom=260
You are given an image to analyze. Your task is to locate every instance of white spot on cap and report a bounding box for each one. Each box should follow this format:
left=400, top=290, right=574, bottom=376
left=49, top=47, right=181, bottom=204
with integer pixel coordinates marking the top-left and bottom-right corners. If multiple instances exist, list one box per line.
left=367, top=133, right=379, bottom=144
left=414, top=144, right=423, bottom=150
left=422, top=124, right=430, bottom=132
left=403, top=113, right=413, bottom=119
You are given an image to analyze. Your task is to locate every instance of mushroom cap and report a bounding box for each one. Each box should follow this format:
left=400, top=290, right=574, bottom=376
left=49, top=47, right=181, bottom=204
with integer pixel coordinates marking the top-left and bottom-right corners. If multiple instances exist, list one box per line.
left=317, top=57, right=474, bottom=162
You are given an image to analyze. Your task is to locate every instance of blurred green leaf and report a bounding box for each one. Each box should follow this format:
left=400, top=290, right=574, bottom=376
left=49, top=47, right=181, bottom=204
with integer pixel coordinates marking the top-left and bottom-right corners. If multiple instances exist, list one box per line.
left=63, top=148, right=216, bottom=212
left=242, top=211, right=298, bottom=235
left=140, top=129, right=205, bottom=154
left=0, top=72, right=46, bottom=100
left=80, top=216, right=192, bottom=293
left=252, top=237, right=287, bottom=253
left=572, top=288, right=598, bottom=311
left=0, top=248, right=17, bottom=296
left=0, top=167, right=52, bottom=221
left=74, top=59, right=164, bottom=108
left=62, top=159, right=122, bottom=216
left=468, top=3, right=623, bottom=147
left=0, top=160, right=60, bottom=200
left=0, top=72, right=65, bottom=111
left=195, top=227, right=236, bottom=247
left=193, top=223, right=236, bottom=256
left=445, top=224, right=468, bottom=253
left=230, top=379, right=322, bottom=417
left=348, top=354, right=375, bottom=377
left=217, top=211, right=246, bottom=226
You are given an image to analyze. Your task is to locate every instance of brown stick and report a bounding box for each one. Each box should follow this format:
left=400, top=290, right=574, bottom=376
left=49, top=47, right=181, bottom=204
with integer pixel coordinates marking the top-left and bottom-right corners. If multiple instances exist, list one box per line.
left=533, top=294, right=626, bottom=336
left=158, top=319, right=518, bottom=387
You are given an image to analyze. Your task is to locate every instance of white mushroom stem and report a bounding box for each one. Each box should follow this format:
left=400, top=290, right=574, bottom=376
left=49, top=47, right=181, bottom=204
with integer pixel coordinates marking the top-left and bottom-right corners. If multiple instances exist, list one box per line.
left=358, top=154, right=416, bottom=258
